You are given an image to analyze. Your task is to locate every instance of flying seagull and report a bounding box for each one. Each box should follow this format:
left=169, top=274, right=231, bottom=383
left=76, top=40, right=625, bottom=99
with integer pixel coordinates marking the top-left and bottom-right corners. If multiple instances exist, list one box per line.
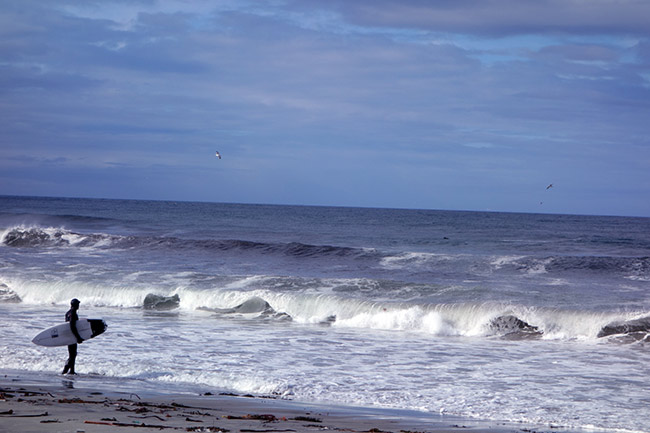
left=546, top=184, right=553, bottom=190
left=215, top=151, right=221, bottom=159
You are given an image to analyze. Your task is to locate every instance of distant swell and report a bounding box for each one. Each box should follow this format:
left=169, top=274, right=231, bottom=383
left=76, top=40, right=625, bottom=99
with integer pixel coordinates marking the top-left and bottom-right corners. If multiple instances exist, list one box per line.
left=3, top=227, right=648, bottom=280
left=0, top=226, right=373, bottom=259
left=0, top=211, right=115, bottom=225
left=487, top=254, right=650, bottom=278
left=545, top=256, right=650, bottom=273
left=180, top=239, right=366, bottom=258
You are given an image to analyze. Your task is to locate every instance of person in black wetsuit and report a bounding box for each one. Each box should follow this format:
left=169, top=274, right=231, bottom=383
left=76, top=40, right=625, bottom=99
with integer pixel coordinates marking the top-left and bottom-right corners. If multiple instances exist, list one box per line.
left=62, top=298, right=84, bottom=375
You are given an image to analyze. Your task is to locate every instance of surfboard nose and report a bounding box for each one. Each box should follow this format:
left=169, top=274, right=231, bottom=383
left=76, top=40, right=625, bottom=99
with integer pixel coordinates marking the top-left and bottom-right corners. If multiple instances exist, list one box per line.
left=89, top=319, right=107, bottom=337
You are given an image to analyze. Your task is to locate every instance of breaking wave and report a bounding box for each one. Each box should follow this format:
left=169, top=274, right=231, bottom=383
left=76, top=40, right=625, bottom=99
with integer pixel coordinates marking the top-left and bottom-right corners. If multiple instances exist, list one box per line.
left=4, top=277, right=648, bottom=343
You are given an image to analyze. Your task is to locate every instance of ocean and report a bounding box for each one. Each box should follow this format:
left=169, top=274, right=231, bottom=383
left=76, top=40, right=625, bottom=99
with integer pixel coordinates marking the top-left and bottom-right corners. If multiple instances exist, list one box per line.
left=1, top=195, right=649, bottom=432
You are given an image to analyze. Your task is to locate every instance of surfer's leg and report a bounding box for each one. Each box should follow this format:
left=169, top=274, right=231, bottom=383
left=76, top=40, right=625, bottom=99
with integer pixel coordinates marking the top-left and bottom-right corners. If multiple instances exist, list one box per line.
left=63, top=344, right=72, bottom=374
left=66, top=344, right=77, bottom=374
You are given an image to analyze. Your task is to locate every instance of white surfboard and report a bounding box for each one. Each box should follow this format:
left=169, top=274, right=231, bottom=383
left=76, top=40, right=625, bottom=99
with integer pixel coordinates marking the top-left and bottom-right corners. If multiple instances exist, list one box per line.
left=32, top=318, right=107, bottom=347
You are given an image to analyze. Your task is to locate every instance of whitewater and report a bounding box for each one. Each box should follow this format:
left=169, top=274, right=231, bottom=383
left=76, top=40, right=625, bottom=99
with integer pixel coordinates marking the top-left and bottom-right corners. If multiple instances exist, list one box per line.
left=1, top=196, right=649, bottom=432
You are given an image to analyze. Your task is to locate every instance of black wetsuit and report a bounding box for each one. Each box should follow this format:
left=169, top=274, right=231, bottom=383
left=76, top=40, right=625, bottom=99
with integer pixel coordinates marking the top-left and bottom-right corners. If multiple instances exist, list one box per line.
left=62, top=308, right=83, bottom=374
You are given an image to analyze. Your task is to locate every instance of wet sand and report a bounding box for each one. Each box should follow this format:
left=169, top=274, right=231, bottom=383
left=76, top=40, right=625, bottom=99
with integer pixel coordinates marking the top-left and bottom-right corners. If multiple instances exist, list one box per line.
left=0, top=373, right=556, bottom=433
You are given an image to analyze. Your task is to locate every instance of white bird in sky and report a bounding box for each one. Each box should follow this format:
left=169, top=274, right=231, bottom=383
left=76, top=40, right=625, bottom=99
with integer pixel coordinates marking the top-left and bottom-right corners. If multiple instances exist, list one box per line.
left=215, top=151, right=221, bottom=159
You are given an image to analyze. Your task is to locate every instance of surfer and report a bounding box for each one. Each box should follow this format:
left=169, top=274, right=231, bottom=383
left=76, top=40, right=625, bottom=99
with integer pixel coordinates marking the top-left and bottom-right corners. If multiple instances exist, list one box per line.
left=62, top=298, right=84, bottom=375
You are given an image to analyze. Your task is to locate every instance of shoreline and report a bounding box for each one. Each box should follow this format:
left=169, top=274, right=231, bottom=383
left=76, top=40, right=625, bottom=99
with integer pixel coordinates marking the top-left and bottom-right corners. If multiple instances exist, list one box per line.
left=0, top=371, right=579, bottom=433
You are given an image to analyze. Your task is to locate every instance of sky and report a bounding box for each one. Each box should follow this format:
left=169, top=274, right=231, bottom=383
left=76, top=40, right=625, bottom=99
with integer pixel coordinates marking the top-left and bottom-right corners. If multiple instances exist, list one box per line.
left=1, top=0, right=649, bottom=217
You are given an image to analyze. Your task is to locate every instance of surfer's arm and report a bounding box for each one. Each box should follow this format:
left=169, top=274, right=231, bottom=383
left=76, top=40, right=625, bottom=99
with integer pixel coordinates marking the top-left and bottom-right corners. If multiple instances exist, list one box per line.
left=70, top=314, right=84, bottom=343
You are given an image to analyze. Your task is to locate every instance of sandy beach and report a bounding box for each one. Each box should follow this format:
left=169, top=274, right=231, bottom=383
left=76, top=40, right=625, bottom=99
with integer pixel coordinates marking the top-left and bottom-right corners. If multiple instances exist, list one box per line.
left=0, top=373, right=535, bottom=433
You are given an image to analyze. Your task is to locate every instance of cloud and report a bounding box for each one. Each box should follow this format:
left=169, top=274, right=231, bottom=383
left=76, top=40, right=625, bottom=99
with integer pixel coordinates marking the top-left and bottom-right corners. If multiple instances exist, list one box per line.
left=536, top=43, right=621, bottom=64
left=0, top=0, right=649, bottom=215
left=316, top=0, right=650, bottom=37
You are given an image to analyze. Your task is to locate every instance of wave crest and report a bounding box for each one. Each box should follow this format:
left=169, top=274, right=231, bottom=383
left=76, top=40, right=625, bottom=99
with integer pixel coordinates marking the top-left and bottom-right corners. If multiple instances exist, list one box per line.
left=1, top=226, right=117, bottom=248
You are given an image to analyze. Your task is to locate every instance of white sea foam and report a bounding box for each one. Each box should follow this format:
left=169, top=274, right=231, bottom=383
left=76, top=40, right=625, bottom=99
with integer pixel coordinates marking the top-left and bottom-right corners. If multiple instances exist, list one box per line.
left=6, top=278, right=153, bottom=308
left=379, top=252, right=457, bottom=270
left=5, top=276, right=646, bottom=341
left=526, top=258, right=552, bottom=275
left=490, top=255, right=526, bottom=269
